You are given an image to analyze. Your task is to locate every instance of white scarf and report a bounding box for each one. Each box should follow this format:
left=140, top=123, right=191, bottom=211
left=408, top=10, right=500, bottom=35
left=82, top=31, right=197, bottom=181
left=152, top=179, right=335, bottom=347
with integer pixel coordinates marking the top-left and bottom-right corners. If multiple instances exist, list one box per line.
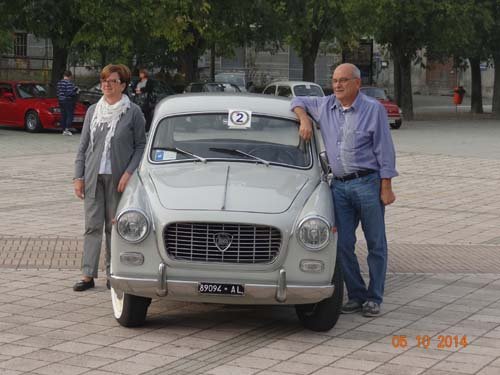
left=90, top=94, right=131, bottom=154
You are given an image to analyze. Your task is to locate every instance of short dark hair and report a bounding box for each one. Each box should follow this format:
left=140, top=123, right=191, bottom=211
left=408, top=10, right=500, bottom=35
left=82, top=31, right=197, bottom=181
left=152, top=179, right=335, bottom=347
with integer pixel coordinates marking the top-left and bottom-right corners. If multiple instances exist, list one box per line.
left=63, top=70, right=72, bottom=78
left=101, top=64, right=132, bottom=92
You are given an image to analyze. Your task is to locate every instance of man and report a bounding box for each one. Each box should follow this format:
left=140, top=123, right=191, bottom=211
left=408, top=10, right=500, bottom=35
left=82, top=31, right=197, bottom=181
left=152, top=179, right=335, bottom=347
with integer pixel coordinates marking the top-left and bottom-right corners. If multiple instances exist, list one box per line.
left=56, top=70, right=78, bottom=136
left=290, top=63, right=397, bottom=317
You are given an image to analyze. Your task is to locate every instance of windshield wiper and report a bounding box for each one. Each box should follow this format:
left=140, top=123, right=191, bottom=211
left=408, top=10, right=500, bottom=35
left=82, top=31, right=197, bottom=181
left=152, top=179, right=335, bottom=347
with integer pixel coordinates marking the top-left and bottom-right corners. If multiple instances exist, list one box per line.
left=209, top=147, right=270, bottom=167
left=152, top=147, right=206, bottom=163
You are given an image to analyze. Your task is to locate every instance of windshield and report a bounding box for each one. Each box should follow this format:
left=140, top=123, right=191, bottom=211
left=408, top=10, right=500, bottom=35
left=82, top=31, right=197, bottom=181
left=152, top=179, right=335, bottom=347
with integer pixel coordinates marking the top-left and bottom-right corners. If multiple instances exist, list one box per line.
left=361, top=87, right=388, bottom=100
left=16, top=83, right=49, bottom=98
left=214, top=74, right=245, bottom=87
left=293, top=84, right=324, bottom=97
left=150, top=113, right=311, bottom=168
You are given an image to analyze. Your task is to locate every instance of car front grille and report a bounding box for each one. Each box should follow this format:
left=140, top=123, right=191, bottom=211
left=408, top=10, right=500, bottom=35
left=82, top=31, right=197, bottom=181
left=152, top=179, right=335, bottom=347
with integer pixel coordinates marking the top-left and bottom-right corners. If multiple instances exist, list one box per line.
left=164, top=222, right=281, bottom=264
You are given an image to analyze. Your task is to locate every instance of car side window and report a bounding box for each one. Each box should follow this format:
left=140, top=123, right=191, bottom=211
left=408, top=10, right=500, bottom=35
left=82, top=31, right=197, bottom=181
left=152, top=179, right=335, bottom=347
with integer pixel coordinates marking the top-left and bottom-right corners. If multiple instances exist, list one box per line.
left=0, top=83, right=13, bottom=97
left=277, top=86, right=292, bottom=97
left=263, top=86, right=276, bottom=95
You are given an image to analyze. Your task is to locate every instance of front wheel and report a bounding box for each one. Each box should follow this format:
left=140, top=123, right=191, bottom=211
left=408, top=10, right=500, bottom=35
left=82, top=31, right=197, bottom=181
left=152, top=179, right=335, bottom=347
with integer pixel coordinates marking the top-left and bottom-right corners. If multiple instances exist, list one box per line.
left=295, top=258, right=343, bottom=332
left=111, top=287, right=151, bottom=327
left=390, top=119, right=402, bottom=129
left=25, top=110, right=42, bottom=133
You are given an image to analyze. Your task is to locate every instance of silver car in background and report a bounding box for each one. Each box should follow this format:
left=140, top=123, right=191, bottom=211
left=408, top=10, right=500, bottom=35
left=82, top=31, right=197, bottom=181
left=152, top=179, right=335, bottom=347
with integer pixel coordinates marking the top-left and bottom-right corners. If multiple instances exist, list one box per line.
left=110, top=93, right=343, bottom=331
left=263, top=81, right=325, bottom=98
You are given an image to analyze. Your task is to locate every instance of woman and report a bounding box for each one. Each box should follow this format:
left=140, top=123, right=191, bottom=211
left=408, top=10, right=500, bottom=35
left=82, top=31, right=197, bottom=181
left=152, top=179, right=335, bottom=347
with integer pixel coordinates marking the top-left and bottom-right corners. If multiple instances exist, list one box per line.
left=133, top=68, right=154, bottom=131
left=73, top=64, right=146, bottom=291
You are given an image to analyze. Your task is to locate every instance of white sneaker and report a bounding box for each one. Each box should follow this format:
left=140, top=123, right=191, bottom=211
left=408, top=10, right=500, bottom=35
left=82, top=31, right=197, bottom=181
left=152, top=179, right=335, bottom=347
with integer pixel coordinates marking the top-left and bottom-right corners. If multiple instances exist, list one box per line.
left=62, top=129, right=73, bottom=136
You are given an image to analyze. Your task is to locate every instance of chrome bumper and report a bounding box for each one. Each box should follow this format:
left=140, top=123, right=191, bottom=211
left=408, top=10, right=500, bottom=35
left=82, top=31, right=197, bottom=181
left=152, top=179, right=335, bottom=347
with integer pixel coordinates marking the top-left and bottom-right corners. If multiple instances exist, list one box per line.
left=110, top=265, right=334, bottom=305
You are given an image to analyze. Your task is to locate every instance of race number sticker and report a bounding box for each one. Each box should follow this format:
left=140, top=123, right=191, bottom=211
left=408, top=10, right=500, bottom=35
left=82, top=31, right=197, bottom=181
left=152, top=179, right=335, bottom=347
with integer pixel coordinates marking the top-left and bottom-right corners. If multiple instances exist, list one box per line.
left=228, top=110, right=252, bottom=129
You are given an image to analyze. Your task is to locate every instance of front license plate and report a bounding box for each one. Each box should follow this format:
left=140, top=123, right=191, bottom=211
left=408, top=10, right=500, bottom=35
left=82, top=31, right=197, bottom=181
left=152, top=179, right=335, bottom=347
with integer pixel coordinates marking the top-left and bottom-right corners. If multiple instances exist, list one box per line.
left=73, top=116, right=84, bottom=122
left=198, top=282, right=244, bottom=296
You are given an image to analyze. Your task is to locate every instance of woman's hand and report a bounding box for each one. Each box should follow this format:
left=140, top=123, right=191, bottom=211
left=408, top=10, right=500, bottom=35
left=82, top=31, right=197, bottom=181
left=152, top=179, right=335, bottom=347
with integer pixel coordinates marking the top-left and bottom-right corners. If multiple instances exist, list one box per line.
left=74, top=179, right=85, bottom=199
left=117, top=171, right=132, bottom=193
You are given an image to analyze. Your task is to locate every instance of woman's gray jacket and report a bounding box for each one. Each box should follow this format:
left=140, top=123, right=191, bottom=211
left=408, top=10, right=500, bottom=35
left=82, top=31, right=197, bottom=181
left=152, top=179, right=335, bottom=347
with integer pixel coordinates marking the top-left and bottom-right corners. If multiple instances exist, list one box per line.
left=74, top=102, right=146, bottom=198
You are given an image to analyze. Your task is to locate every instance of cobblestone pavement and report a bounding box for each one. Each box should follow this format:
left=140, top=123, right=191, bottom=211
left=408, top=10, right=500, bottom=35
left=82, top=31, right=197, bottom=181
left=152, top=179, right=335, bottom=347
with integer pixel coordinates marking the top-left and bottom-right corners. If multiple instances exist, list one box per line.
left=0, top=121, right=500, bottom=374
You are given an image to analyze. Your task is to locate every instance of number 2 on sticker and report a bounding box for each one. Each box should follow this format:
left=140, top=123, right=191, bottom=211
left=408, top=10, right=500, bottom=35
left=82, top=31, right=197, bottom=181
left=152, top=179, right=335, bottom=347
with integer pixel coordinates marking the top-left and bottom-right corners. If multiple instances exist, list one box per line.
left=235, top=113, right=244, bottom=122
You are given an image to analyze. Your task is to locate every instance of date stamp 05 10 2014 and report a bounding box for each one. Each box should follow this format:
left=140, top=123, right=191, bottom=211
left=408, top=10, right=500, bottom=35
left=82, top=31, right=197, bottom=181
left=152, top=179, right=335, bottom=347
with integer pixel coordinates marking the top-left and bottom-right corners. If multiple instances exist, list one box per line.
left=392, top=335, right=468, bottom=350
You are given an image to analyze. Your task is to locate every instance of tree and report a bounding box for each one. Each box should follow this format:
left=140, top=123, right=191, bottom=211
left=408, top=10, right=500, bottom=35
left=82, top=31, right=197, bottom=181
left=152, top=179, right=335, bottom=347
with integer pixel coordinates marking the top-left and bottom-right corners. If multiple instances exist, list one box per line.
left=274, top=0, right=350, bottom=82
left=6, top=0, right=84, bottom=92
left=426, top=0, right=494, bottom=114
left=366, top=0, right=450, bottom=121
left=484, top=0, right=500, bottom=117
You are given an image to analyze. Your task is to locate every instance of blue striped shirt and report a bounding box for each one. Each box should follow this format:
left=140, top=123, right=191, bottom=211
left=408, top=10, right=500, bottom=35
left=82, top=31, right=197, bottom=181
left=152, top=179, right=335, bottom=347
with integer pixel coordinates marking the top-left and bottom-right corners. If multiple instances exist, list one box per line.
left=291, top=92, right=398, bottom=179
left=56, top=79, right=77, bottom=101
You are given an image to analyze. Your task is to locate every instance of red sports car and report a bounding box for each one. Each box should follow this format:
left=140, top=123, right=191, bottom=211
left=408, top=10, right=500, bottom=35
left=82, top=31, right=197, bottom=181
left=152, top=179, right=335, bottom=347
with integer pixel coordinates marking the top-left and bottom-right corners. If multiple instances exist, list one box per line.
left=360, top=87, right=402, bottom=129
left=0, top=81, right=87, bottom=132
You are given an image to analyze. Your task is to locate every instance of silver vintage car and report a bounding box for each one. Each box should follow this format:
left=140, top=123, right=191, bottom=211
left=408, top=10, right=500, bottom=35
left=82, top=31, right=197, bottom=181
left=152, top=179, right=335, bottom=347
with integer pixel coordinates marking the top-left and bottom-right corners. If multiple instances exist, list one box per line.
left=110, top=93, right=343, bottom=331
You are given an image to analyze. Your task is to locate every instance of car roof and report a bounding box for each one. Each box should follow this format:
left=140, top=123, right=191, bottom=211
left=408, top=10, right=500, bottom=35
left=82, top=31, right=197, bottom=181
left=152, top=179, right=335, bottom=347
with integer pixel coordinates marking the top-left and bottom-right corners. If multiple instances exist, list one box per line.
left=265, top=81, right=322, bottom=87
left=155, top=93, right=297, bottom=120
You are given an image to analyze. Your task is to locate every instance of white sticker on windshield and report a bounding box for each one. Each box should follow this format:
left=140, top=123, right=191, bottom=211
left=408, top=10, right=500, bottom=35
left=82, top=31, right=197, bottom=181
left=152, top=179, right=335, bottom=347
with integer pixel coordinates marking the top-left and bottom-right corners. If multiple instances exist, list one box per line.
left=228, top=110, right=251, bottom=129
left=154, top=150, right=177, bottom=161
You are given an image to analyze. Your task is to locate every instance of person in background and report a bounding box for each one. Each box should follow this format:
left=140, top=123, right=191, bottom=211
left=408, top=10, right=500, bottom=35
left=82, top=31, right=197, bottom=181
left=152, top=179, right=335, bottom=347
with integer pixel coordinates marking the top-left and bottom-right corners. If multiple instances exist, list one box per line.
left=290, top=63, right=398, bottom=317
left=56, top=70, right=78, bottom=136
left=133, top=68, right=154, bottom=131
left=73, top=63, right=146, bottom=291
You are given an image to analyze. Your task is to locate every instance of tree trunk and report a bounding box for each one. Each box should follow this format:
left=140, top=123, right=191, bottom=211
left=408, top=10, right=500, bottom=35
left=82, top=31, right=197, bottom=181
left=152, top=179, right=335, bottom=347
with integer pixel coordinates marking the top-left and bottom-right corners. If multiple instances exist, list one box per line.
left=99, top=47, right=107, bottom=71
left=392, top=50, right=402, bottom=107
left=179, top=47, right=199, bottom=83
left=301, top=35, right=321, bottom=82
left=210, top=43, right=216, bottom=82
left=50, top=45, right=68, bottom=96
left=469, top=57, right=483, bottom=114
left=492, top=53, right=500, bottom=118
left=400, top=53, right=413, bottom=120
left=302, top=52, right=316, bottom=82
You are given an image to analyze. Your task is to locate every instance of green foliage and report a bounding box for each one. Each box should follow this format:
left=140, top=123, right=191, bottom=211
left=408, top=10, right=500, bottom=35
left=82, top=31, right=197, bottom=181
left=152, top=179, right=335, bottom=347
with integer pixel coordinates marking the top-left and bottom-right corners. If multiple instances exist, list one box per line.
left=0, top=30, right=13, bottom=54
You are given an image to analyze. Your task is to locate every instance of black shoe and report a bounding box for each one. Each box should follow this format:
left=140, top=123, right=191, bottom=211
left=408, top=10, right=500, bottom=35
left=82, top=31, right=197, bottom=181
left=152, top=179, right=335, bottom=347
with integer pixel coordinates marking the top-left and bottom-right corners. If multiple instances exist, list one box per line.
left=341, top=299, right=363, bottom=314
left=362, top=301, right=381, bottom=317
left=106, top=279, right=110, bottom=290
left=73, top=279, right=95, bottom=291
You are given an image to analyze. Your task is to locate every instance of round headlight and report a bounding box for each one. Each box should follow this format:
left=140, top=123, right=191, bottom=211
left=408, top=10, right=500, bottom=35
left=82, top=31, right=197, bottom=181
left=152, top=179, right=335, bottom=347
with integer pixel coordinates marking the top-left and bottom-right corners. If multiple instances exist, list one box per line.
left=116, top=209, right=150, bottom=243
left=297, top=216, right=331, bottom=250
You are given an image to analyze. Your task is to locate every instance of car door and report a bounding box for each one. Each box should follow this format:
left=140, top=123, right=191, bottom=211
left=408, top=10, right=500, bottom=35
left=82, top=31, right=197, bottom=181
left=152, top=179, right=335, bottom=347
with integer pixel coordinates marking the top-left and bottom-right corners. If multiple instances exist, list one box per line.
left=0, top=83, right=19, bottom=126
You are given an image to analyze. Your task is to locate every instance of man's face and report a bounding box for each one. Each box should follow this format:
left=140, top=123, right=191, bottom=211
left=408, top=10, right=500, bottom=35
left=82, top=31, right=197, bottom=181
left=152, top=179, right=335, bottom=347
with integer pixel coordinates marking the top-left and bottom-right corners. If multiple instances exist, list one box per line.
left=332, top=66, right=361, bottom=105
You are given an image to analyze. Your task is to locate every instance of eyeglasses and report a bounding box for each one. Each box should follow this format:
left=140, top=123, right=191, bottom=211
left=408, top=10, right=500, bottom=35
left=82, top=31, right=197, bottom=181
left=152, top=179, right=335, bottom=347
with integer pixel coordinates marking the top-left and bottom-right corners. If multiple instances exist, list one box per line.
left=332, top=78, right=355, bottom=85
left=100, top=78, right=121, bottom=85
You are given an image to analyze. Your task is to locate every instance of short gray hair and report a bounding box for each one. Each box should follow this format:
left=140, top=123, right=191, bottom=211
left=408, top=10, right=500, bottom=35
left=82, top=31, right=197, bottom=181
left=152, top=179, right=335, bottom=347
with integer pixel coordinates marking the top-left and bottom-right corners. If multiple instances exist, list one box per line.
left=344, top=63, right=361, bottom=79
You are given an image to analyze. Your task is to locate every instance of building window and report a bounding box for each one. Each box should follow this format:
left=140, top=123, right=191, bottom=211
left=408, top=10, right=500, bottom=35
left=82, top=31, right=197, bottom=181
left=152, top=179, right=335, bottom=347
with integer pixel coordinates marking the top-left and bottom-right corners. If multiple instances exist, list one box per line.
left=14, top=33, right=27, bottom=57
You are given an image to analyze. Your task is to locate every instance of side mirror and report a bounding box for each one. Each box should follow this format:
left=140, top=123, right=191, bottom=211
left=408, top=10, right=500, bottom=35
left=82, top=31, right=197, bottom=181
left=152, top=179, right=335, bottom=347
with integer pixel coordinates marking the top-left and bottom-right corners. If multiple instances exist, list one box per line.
left=319, top=151, right=331, bottom=175
left=2, top=92, right=15, bottom=101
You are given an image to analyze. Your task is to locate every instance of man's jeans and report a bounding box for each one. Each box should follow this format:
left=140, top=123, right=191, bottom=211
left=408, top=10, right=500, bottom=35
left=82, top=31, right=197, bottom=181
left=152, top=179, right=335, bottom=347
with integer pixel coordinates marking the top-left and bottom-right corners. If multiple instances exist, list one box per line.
left=332, top=172, right=387, bottom=304
left=59, top=99, right=75, bottom=130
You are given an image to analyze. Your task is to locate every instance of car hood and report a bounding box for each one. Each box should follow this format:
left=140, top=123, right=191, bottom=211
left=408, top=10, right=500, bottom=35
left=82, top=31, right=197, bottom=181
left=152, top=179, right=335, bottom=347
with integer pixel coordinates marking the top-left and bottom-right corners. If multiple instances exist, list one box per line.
left=148, top=163, right=310, bottom=213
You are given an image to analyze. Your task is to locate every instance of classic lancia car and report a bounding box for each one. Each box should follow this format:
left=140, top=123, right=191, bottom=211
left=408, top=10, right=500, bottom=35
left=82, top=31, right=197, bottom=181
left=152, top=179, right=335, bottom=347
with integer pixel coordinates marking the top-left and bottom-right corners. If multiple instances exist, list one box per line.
left=110, top=93, right=343, bottom=331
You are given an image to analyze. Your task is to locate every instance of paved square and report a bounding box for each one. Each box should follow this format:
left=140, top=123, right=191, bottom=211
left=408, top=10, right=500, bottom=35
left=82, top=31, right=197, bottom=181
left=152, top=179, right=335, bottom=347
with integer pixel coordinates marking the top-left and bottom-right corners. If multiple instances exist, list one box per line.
left=0, top=118, right=499, bottom=374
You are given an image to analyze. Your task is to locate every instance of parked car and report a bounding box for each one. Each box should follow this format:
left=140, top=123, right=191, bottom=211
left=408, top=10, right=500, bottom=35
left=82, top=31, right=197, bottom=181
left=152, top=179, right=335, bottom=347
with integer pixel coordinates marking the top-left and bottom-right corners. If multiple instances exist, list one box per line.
left=360, top=87, right=402, bottom=129
left=263, top=81, right=325, bottom=98
left=214, top=72, right=253, bottom=92
left=184, top=82, right=241, bottom=93
left=79, top=79, right=175, bottom=108
left=110, top=93, right=343, bottom=332
left=77, top=82, right=102, bottom=107
left=0, top=81, right=87, bottom=132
